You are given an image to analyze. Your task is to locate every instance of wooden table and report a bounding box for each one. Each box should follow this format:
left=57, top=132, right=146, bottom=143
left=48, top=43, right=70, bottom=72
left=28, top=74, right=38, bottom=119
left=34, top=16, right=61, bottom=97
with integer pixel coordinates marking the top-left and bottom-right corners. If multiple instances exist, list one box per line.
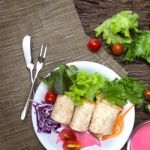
left=0, top=0, right=149, bottom=150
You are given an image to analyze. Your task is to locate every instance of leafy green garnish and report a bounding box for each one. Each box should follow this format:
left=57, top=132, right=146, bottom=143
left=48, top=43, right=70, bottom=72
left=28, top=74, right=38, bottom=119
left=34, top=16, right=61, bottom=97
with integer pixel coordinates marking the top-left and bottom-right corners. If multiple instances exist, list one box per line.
left=124, top=31, right=150, bottom=63
left=100, top=77, right=147, bottom=107
left=41, top=64, right=78, bottom=94
left=94, top=11, right=150, bottom=64
left=41, top=64, right=146, bottom=108
left=94, top=11, right=139, bottom=45
left=66, top=71, right=108, bottom=106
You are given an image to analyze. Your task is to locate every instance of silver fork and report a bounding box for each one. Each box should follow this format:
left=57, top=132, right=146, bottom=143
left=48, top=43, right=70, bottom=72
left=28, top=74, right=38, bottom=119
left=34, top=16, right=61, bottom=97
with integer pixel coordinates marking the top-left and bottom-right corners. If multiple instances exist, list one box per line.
left=21, top=44, right=47, bottom=120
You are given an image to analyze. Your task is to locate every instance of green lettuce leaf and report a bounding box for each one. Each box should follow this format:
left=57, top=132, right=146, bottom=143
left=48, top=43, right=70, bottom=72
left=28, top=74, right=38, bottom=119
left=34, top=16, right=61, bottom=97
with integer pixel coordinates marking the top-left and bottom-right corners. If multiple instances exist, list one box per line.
left=124, top=31, right=150, bottom=63
left=100, top=77, right=147, bottom=107
left=41, top=64, right=78, bottom=94
left=94, top=11, right=139, bottom=45
left=66, top=71, right=108, bottom=106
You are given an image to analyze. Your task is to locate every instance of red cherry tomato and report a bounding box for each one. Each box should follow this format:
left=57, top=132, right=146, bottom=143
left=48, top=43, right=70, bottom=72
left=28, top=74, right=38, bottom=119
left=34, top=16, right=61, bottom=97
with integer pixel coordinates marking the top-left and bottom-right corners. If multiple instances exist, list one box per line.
left=63, top=141, right=81, bottom=150
left=111, top=43, right=124, bottom=56
left=45, top=90, right=57, bottom=103
left=87, top=38, right=102, bottom=52
left=59, top=129, right=77, bottom=142
left=144, top=89, right=150, bottom=101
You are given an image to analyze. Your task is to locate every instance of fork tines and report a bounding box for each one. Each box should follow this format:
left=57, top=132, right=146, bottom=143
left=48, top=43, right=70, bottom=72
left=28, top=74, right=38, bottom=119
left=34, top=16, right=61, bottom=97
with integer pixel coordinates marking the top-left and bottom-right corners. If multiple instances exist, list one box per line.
left=38, top=44, right=47, bottom=62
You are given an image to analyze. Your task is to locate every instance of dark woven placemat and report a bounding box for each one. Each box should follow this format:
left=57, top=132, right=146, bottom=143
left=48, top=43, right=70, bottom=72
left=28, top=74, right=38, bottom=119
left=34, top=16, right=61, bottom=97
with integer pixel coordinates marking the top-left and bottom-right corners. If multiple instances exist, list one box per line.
left=0, top=0, right=127, bottom=150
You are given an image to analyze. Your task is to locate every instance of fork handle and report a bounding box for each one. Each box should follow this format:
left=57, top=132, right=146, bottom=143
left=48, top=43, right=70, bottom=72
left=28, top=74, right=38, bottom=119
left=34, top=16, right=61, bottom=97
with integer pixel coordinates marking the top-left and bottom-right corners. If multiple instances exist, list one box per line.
left=29, top=68, right=35, bottom=95
left=21, top=70, right=39, bottom=120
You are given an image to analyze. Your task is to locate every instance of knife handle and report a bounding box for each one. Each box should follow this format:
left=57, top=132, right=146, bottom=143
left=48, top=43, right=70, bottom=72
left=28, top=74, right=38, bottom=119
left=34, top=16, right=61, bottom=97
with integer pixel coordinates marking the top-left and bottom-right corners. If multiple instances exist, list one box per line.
left=23, top=36, right=32, bottom=64
left=21, top=75, right=35, bottom=120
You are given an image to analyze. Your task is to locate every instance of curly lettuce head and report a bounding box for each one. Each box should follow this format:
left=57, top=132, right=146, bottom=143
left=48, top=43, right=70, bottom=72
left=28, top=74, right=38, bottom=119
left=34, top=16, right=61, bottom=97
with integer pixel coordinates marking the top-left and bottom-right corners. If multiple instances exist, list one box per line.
left=94, top=11, right=139, bottom=45
left=124, top=31, right=150, bottom=63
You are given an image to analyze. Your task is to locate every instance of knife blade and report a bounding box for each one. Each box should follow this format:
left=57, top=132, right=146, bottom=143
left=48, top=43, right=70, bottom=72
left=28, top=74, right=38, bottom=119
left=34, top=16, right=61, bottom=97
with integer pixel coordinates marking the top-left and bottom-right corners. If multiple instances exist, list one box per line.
left=22, top=35, right=34, bottom=84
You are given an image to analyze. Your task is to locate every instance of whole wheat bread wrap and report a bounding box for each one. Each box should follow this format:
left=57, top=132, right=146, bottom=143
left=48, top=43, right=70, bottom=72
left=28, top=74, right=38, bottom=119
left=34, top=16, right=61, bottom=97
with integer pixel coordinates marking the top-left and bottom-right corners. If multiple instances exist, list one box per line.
left=70, top=100, right=96, bottom=132
left=51, top=95, right=75, bottom=124
left=89, top=96, right=121, bottom=135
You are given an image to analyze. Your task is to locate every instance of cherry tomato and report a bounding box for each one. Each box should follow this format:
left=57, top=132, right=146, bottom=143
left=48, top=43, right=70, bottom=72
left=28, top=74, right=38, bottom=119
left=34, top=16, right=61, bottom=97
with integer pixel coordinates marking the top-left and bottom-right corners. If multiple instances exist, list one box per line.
left=111, top=43, right=124, bottom=56
left=63, top=141, right=81, bottom=150
left=87, top=38, right=102, bottom=52
left=45, top=90, right=57, bottom=103
left=144, top=89, right=150, bottom=101
left=59, top=129, right=77, bottom=142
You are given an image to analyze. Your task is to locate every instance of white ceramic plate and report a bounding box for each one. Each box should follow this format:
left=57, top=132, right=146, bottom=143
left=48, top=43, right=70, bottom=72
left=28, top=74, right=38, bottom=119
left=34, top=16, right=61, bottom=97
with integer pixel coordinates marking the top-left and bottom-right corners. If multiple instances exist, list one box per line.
left=32, top=61, right=135, bottom=150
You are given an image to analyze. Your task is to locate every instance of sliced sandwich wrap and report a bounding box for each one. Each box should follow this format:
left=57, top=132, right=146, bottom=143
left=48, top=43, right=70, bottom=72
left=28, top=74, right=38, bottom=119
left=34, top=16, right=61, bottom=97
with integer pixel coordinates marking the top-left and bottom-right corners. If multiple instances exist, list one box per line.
left=70, top=100, right=96, bottom=132
left=51, top=95, right=75, bottom=124
left=89, top=96, right=122, bottom=136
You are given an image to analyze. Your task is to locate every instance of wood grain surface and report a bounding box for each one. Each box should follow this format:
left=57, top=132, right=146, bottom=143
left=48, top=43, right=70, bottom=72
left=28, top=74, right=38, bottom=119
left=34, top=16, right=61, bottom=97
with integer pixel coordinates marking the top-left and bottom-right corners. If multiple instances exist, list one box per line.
left=0, top=0, right=149, bottom=150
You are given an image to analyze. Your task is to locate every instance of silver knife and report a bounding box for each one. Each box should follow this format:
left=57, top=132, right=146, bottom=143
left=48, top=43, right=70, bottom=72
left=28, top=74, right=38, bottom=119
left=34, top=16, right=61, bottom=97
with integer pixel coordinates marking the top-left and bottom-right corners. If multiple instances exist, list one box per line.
left=22, top=35, right=34, bottom=84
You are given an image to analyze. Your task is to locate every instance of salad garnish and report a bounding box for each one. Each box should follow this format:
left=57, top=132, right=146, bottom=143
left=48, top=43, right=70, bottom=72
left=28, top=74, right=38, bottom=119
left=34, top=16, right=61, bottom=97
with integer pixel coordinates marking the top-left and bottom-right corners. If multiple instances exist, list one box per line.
left=41, top=64, right=78, bottom=94
left=33, top=102, right=61, bottom=133
left=45, top=90, right=57, bottom=103
left=100, top=76, right=147, bottom=107
left=87, top=38, right=102, bottom=53
left=42, top=64, right=146, bottom=107
left=124, top=31, right=150, bottom=63
left=102, top=105, right=134, bottom=140
left=111, top=43, right=124, bottom=56
left=94, top=11, right=150, bottom=63
left=94, top=11, right=138, bottom=45
left=58, top=128, right=101, bottom=149
left=58, top=128, right=81, bottom=150
left=66, top=71, right=108, bottom=106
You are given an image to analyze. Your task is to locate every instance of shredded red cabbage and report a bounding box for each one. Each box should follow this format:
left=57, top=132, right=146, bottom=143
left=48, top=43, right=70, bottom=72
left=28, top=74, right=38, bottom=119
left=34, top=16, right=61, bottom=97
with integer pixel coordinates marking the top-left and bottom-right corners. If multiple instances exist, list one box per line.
left=33, top=102, right=61, bottom=133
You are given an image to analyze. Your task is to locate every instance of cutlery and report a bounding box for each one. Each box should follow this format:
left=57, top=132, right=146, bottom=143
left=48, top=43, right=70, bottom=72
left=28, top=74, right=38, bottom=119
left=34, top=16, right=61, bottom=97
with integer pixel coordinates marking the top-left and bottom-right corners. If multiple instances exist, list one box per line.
left=22, top=35, right=34, bottom=84
left=21, top=44, right=47, bottom=120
